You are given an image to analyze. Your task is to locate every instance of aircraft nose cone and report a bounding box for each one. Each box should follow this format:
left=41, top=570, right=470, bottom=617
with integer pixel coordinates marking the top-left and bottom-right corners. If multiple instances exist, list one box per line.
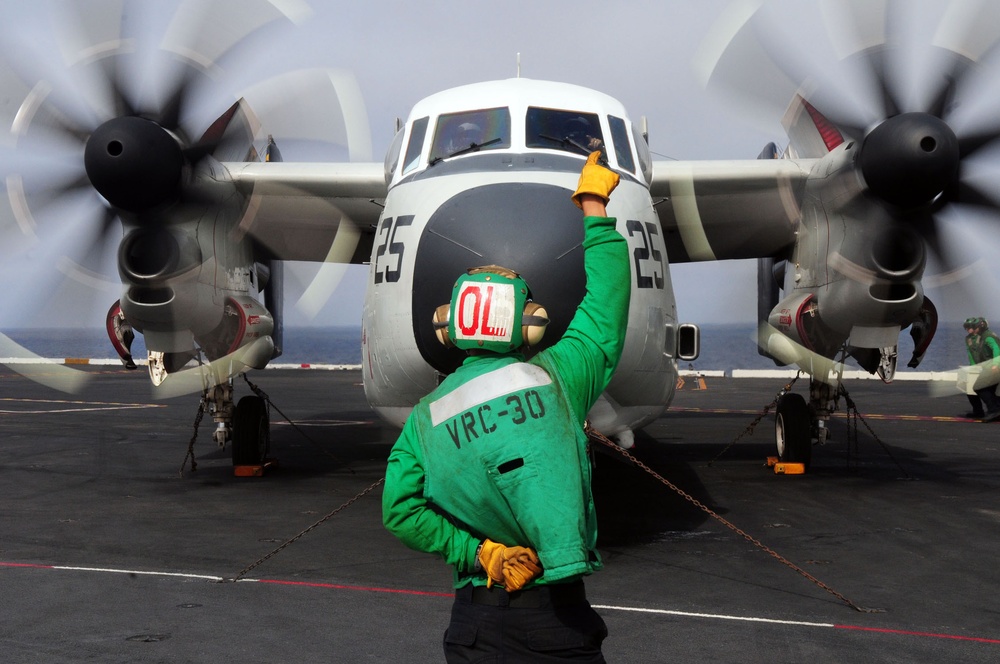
left=859, top=112, right=960, bottom=208
left=412, top=182, right=587, bottom=373
left=84, top=116, right=184, bottom=212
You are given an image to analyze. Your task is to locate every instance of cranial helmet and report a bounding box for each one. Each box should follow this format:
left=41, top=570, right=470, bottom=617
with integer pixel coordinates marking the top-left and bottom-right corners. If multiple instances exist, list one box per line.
left=433, top=265, right=549, bottom=353
left=965, top=317, right=989, bottom=331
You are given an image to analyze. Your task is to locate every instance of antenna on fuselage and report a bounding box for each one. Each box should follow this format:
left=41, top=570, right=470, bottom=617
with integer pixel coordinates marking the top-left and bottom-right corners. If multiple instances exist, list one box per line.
left=517, top=52, right=521, bottom=78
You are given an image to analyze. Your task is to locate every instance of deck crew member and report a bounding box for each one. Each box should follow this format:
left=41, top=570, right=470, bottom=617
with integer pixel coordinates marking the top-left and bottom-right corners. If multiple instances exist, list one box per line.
left=382, top=151, right=629, bottom=662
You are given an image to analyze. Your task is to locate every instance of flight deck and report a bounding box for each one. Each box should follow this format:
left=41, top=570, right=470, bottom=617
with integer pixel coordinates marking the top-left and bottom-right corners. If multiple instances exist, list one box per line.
left=2, top=365, right=999, bottom=662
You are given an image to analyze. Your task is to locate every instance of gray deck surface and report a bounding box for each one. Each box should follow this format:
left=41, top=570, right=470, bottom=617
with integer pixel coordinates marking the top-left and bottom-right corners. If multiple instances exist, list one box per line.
left=2, top=366, right=999, bottom=662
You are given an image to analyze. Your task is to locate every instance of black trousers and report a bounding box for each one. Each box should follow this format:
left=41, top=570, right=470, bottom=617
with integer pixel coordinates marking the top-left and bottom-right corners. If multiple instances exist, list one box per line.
left=444, top=582, right=608, bottom=663
left=971, top=387, right=1000, bottom=415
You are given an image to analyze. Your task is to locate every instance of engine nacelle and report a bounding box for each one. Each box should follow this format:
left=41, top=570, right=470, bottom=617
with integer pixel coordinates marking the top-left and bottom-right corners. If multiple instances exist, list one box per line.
left=197, top=296, right=275, bottom=370
left=762, top=292, right=844, bottom=377
left=118, top=224, right=222, bottom=353
left=767, top=292, right=822, bottom=352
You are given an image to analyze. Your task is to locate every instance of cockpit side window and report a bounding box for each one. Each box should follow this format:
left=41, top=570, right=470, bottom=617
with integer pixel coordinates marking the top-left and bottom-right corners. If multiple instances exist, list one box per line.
left=430, top=108, right=511, bottom=162
left=633, top=121, right=653, bottom=185
left=526, top=108, right=604, bottom=157
left=402, top=116, right=429, bottom=175
left=608, top=115, right=635, bottom=174
left=384, top=126, right=405, bottom=184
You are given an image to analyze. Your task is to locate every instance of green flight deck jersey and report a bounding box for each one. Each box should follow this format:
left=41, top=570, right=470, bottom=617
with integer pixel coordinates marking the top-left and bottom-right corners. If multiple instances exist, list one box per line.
left=967, top=331, right=1000, bottom=366
left=382, top=214, right=630, bottom=589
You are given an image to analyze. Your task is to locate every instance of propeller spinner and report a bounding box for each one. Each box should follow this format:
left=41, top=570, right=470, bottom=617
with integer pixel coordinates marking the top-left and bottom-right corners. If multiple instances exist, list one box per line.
left=858, top=112, right=960, bottom=208
left=84, top=116, right=185, bottom=212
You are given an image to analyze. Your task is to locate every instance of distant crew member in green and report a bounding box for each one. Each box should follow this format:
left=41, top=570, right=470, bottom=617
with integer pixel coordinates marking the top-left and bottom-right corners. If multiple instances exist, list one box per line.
left=963, top=317, right=1000, bottom=422
left=382, top=151, right=629, bottom=662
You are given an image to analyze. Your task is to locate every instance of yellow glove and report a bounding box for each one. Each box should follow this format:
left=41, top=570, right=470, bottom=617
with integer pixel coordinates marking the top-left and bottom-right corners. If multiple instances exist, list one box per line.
left=571, top=151, right=620, bottom=209
left=502, top=549, right=542, bottom=591
left=478, top=539, right=542, bottom=589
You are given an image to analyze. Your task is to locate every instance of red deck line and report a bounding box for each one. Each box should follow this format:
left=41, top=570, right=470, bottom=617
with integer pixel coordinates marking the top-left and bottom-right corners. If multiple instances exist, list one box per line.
left=256, top=578, right=452, bottom=598
left=835, top=624, right=1000, bottom=645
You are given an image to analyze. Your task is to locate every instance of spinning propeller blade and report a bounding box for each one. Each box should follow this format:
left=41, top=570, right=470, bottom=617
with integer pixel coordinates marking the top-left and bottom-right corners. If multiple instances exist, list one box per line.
left=703, top=0, right=1000, bottom=371
left=0, top=1, right=361, bottom=393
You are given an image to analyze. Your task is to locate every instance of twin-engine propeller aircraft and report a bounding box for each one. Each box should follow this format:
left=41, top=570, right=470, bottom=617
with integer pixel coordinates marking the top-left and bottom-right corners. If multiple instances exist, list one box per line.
left=2, top=0, right=999, bottom=470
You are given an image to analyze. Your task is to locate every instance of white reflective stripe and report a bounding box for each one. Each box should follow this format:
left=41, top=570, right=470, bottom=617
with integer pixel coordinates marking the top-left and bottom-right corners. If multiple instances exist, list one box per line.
left=430, top=363, right=552, bottom=426
left=669, top=166, right=717, bottom=261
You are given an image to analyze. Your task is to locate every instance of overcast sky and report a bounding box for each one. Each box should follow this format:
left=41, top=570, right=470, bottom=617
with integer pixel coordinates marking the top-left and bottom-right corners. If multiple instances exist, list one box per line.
left=1, top=0, right=998, bottom=330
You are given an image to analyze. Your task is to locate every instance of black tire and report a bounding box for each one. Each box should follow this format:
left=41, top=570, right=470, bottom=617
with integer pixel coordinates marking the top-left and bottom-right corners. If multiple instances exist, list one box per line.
left=775, top=392, right=812, bottom=469
left=232, top=395, right=269, bottom=466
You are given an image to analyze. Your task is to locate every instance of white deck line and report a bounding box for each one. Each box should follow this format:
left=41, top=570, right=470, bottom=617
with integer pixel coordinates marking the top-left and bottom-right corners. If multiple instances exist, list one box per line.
left=591, top=603, right=835, bottom=628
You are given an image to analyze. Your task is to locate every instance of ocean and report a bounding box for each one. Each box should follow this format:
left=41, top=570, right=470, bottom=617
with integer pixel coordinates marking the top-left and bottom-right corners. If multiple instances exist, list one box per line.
left=0, top=324, right=973, bottom=373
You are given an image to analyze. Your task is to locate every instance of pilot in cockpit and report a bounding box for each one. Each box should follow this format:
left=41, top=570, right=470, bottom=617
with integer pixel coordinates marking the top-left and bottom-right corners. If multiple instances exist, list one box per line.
left=445, top=121, right=483, bottom=154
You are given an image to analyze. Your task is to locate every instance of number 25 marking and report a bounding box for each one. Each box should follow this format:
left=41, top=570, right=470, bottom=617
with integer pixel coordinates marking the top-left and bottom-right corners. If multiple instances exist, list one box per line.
left=626, top=219, right=665, bottom=289
left=373, top=215, right=414, bottom=284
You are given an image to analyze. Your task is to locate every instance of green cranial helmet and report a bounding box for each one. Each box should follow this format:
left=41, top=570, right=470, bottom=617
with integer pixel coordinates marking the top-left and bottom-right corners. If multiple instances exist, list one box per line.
left=434, top=266, right=548, bottom=353
left=965, top=317, right=989, bottom=331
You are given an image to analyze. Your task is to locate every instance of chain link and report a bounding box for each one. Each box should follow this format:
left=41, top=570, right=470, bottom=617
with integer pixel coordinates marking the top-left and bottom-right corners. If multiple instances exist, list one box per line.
left=179, top=393, right=207, bottom=477
left=221, top=374, right=376, bottom=579
left=242, top=373, right=352, bottom=471
left=587, top=424, right=879, bottom=613
left=230, top=477, right=386, bottom=582
left=708, top=373, right=800, bottom=466
left=212, top=371, right=879, bottom=607
left=838, top=384, right=912, bottom=479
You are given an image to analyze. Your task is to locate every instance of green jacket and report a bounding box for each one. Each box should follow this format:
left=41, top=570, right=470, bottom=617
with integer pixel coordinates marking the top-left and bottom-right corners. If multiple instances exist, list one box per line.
left=382, top=215, right=630, bottom=588
left=966, top=331, right=1000, bottom=366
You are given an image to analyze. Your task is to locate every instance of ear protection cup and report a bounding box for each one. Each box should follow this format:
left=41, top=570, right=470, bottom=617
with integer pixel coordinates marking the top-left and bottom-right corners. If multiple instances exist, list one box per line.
left=521, top=301, right=549, bottom=347
left=433, top=304, right=453, bottom=347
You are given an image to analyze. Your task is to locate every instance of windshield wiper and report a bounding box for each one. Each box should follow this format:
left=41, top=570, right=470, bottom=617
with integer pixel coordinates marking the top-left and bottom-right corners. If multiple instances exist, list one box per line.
left=429, top=137, right=503, bottom=166
left=538, top=134, right=608, bottom=166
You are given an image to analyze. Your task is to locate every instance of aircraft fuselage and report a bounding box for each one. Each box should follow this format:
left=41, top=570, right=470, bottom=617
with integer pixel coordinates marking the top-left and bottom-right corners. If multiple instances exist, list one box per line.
left=362, top=79, right=681, bottom=439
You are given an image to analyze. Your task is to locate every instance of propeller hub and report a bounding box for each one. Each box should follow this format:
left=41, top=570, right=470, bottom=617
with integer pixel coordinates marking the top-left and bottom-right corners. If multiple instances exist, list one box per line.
left=859, top=113, right=960, bottom=208
left=84, top=117, right=184, bottom=212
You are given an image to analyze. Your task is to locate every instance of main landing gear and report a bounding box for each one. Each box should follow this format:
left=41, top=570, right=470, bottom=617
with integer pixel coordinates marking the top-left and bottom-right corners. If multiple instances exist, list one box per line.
left=774, top=377, right=841, bottom=471
left=203, top=380, right=273, bottom=473
left=775, top=392, right=811, bottom=468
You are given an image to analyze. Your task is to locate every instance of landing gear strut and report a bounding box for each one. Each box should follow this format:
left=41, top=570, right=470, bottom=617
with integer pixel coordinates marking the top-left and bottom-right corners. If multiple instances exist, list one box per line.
left=202, top=380, right=270, bottom=468
left=774, top=377, right=841, bottom=471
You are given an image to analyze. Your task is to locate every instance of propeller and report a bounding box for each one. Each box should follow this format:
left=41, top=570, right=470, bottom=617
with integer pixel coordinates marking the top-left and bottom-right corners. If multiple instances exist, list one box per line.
left=236, top=67, right=374, bottom=323
left=698, top=0, right=1000, bottom=368
left=0, top=1, right=370, bottom=394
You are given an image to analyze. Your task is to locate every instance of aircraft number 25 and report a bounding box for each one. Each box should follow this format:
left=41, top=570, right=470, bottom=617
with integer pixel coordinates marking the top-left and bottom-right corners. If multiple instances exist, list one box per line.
left=373, top=215, right=414, bottom=284
left=626, top=219, right=665, bottom=289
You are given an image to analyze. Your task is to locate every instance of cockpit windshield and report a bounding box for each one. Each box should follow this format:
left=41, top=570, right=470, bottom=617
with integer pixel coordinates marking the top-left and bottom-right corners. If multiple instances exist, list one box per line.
left=526, top=107, right=605, bottom=158
left=430, top=107, right=511, bottom=164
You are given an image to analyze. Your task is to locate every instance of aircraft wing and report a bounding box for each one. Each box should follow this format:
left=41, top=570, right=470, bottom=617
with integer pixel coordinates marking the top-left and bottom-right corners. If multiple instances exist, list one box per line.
left=649, top=158, right=815, bottom=263
left=220, top=161, right=388, bottom=263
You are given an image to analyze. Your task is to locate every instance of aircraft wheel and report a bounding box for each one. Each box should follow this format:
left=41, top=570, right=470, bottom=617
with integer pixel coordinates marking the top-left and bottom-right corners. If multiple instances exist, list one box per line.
left=232, top=395, right=269, bottom=466
left=775, top=393, right=811, bottom=469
